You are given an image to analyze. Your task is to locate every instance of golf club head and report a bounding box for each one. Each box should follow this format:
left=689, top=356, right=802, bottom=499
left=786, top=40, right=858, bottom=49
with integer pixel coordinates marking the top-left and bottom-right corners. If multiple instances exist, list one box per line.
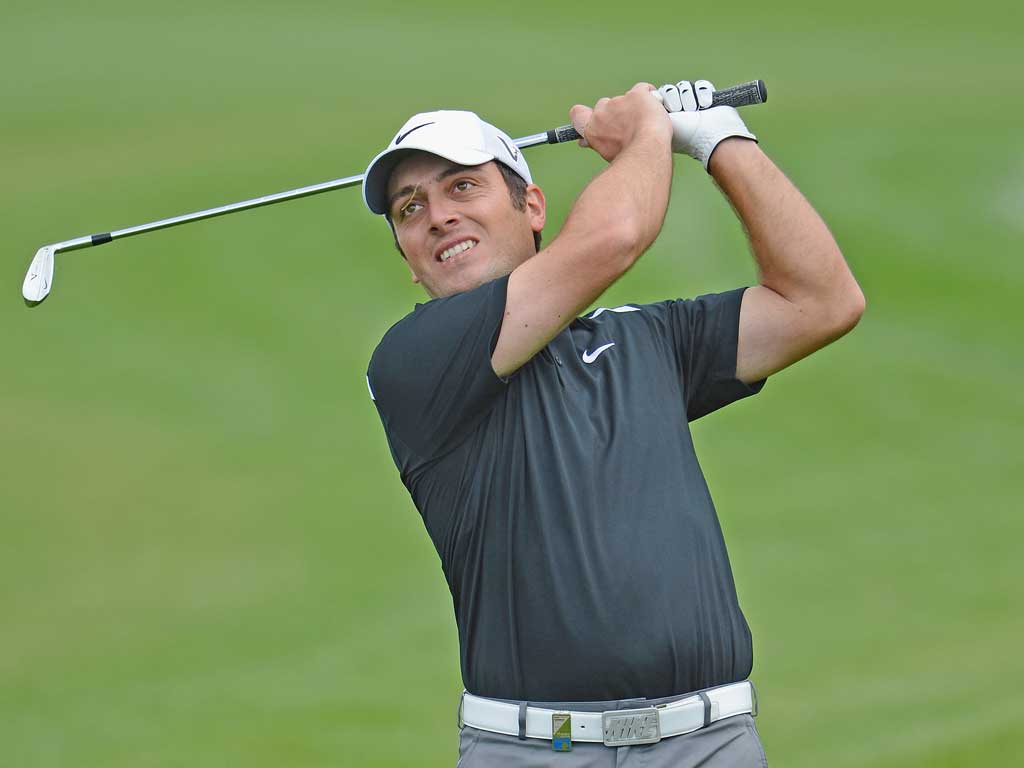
left=23, top=245, right=55, bottom=306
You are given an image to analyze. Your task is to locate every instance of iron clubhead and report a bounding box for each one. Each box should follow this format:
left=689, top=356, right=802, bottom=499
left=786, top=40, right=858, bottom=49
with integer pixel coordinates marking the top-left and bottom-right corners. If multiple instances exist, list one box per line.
left=23, top=245, right=55, bottom=306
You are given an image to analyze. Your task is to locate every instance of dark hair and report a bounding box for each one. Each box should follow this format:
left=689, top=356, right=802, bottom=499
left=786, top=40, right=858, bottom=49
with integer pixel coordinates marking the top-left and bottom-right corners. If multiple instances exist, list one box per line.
left=386, top=161, right=542, bottom=258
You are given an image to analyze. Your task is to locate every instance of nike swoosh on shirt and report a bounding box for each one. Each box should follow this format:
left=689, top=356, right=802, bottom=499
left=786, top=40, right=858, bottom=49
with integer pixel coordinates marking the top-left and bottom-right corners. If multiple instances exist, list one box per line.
left=582, top=342, right=615, bottom=364
left=394, top=122, right=435, bottom=145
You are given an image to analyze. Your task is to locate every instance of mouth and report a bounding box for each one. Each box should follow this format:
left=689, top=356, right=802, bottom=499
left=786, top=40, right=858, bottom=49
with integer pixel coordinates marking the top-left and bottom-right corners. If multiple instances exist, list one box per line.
left=436, top=238, right=478, bottom=264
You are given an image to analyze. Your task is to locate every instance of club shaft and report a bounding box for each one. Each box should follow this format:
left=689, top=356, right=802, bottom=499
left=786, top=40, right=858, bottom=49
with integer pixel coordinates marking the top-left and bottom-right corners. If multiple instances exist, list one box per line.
left=50, top=80, right=765, bottom=255
left=53, top=173, right=366, bottom=254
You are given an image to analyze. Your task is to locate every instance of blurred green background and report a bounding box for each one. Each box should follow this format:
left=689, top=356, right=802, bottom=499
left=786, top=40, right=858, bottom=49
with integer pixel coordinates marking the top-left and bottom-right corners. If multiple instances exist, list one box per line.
left=2, top=1, right=1021, bottom=765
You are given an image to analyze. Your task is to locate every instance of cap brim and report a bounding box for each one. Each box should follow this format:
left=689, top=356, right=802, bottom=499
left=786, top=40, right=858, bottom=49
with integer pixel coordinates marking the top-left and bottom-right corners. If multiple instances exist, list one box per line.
left=363, top=144, right=494, bottom=215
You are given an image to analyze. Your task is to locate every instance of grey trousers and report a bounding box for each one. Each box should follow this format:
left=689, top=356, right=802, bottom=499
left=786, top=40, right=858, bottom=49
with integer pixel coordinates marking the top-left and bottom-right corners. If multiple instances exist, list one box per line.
left=456, top=691, right=768, bottom=767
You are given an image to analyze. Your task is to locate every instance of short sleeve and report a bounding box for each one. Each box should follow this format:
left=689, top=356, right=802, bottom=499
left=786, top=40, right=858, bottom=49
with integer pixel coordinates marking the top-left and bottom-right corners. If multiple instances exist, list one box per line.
left=658, top=286, right=766, bottom=422
left=367, top=275, right=510, bottom=460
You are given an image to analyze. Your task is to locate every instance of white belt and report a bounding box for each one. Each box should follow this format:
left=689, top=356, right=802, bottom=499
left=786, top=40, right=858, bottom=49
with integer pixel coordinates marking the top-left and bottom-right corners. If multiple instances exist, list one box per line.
left=460, top=680, right=756, bottom=747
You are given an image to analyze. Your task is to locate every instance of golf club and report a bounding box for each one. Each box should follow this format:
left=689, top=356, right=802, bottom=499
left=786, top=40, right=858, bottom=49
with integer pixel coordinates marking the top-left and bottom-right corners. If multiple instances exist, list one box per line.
left=22, top=79, right=767, bottom=307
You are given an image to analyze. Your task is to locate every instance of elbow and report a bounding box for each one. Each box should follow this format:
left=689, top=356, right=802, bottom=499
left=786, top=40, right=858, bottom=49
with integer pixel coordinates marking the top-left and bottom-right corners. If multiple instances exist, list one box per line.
left=844, top=271, right=867, bottom=328
left=603, top=220, right=648, bottom=275
left=616, top=215, right=662, bottom=269
left=823, top=246, right=867, bottom=335
left=828, top=282, right=866, bottom=337
left=801, top=270, right=865, bottom=342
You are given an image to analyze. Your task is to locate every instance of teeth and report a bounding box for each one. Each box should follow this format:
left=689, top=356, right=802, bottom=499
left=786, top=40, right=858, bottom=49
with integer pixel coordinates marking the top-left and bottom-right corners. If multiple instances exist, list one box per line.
left=440, top=240, right=476, bottom=262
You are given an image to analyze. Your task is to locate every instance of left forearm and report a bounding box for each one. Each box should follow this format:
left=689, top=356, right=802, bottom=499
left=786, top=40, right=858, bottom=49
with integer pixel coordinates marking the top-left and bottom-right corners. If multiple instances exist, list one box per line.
left=709, top=139, right=864, bottom=320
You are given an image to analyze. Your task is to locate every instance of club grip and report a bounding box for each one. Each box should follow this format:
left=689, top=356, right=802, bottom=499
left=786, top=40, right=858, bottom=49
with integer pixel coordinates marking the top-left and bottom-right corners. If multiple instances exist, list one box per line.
left=710, top=79, right=767, bottom=108
left=546, top=79, right=767, bottom=144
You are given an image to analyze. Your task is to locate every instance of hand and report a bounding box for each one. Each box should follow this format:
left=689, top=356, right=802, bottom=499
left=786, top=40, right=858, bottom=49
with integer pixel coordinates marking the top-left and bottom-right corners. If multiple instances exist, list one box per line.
left=658, top=79, right=757, bottom=170
left=569, top=83, right=672, bottom=163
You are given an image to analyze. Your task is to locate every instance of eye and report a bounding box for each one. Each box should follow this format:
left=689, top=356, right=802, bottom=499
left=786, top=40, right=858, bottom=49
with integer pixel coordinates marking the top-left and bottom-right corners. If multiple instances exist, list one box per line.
left=397, top=200, right=422, bottom=219
left=453, top=179, right=475, bottom=192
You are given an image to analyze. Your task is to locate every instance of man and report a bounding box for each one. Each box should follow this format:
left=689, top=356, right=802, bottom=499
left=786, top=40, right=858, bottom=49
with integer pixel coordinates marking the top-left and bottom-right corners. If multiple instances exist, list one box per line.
left=362, top=80, right=865, bottom=766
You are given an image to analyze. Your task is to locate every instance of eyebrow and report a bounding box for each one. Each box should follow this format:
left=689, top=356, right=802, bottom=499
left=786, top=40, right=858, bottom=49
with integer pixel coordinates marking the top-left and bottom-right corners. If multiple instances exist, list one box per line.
left=387, top=164, right=479, bottom=213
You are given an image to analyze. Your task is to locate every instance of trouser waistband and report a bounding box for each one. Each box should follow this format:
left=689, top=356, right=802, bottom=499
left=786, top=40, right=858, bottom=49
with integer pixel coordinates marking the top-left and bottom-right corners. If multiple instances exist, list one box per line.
left=460, top=680, right=757, bottom=747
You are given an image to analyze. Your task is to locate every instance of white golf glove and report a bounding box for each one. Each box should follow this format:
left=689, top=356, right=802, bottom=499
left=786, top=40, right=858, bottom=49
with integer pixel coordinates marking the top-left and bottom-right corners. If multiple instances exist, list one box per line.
left=658, top=80, right=757, bottom=170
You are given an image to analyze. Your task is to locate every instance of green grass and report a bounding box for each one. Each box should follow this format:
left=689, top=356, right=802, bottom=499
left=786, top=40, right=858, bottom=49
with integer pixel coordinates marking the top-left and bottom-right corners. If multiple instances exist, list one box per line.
left=2, top=1, right=1021, bottom=765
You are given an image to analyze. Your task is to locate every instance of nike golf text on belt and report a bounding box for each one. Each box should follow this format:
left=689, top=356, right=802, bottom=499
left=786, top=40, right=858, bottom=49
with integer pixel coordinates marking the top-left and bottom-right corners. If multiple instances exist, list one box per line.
left=459, top=680, right=756, bottom=747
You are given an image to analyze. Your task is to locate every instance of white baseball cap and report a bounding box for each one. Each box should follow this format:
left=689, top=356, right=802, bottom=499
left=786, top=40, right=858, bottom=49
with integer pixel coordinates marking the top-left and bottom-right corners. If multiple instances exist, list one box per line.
left=362, top=110, right=533, bottom=216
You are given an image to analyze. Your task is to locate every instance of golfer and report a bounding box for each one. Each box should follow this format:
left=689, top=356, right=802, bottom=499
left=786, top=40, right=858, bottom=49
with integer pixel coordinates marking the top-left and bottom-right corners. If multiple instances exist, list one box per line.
left=362, top=80, right=864, bottom=766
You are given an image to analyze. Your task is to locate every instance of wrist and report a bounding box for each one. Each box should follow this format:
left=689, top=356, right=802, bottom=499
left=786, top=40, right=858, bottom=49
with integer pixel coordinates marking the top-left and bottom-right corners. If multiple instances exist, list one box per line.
left=707, top=136, right=760, bottom=177
left=643, top=115, right=674, bottom=149
left=629, top=123, right=673, bottom=155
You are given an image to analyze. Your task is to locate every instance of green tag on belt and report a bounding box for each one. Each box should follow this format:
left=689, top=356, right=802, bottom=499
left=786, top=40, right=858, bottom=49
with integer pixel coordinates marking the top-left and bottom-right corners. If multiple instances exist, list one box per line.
left=552, top=713, right=572, bottom=752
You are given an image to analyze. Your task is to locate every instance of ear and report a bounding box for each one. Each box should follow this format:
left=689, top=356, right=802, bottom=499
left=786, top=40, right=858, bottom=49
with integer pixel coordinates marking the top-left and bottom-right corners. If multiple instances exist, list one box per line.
left=408, top=262, right=420, bottom=284
left=525, top=183, right=546, bottom=234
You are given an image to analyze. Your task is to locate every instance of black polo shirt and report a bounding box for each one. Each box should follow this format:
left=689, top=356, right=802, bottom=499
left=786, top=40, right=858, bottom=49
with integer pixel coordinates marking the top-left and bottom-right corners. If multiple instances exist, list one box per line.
left=367, top=274, right=766, bottom=701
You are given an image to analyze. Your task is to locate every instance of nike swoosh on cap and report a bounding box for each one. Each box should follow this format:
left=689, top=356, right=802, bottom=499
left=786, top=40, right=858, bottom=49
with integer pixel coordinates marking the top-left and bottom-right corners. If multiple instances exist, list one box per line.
left=582, top=342, right=615, bottom=364
left=394, top=122, right=435, bottom=145
left=497, top=136, right=519, bottom=161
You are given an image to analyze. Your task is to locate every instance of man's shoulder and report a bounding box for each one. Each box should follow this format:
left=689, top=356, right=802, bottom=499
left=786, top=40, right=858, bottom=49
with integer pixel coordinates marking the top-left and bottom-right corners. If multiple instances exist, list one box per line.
left=372, top=286, right=465, bottom=347
left=369, top=276, right=512, bottom=381
left=372, top=276, right=511, bottom=356
left=373, top=301, right=426, bottom=353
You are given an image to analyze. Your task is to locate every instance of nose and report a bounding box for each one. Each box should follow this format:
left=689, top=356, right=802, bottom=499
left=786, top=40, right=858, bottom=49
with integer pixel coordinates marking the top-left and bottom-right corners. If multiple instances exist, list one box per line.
left=428, top=201, right=459, bottom=233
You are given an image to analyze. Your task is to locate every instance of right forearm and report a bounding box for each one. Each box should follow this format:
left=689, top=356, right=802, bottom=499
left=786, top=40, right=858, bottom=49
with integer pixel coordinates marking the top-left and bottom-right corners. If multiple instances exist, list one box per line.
left=557, top=134, right=673, bottom=273
left=492, top=85, right=674, bottom=378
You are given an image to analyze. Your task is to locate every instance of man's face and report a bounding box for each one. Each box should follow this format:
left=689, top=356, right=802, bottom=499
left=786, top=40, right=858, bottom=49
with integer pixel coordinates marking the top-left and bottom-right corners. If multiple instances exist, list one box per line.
left=385, top=153, right=545, bottom=299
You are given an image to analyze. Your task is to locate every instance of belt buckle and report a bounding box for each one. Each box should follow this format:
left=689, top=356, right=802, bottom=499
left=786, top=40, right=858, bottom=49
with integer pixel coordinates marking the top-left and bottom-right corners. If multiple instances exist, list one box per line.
left=602, top=706, right=661, bottom=747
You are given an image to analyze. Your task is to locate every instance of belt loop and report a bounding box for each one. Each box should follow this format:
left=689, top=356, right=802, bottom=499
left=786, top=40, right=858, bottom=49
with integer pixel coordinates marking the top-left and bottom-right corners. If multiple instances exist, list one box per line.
left=457, top=691, right=465, bottom=729
left=697, top=691, right=712, bottom=728
left=749, top=680, right=759, bottom=718
left=518, top=701, right=528, bottom=740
